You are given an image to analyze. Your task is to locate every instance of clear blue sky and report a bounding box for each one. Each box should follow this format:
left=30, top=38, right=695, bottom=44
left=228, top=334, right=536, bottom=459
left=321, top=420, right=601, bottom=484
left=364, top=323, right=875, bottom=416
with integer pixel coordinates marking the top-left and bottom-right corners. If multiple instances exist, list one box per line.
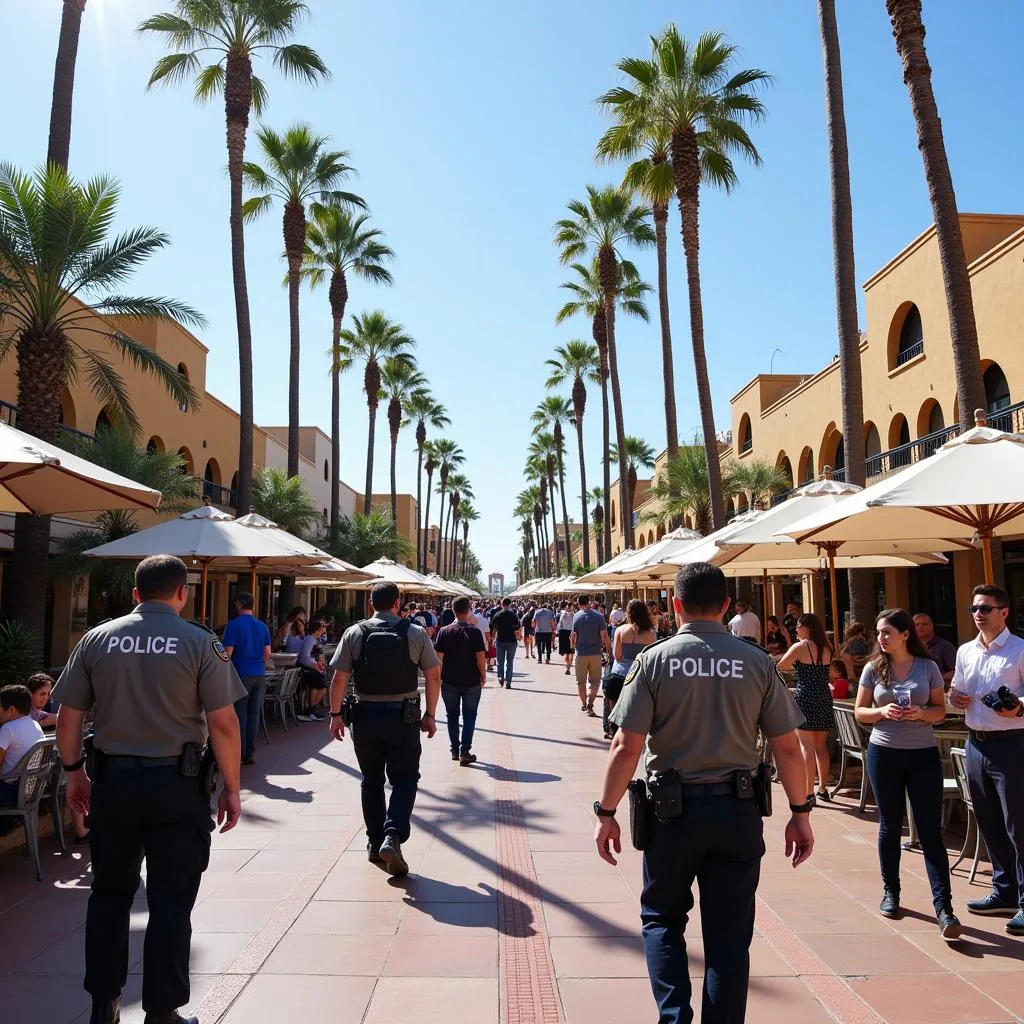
left=6, top=0, right=1024, bottom=581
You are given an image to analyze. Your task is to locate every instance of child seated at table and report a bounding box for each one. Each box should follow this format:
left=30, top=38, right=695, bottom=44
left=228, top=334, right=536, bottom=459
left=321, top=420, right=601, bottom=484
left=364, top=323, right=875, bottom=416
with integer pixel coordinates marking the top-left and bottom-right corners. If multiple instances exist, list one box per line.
left=0, top=685, right=45, bottom=803
left=25, top=672, right=57, bottom=728
left=829, top=659, right=851, bottom=700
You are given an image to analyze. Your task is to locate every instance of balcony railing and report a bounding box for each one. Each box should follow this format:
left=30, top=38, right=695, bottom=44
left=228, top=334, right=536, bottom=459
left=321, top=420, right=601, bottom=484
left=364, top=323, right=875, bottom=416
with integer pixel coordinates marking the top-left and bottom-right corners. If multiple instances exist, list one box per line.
left=201, top=479, right=237, bottom=509
left=895, top=339, right=924, bottom=366
left=0, top=398, right=95, bottom=444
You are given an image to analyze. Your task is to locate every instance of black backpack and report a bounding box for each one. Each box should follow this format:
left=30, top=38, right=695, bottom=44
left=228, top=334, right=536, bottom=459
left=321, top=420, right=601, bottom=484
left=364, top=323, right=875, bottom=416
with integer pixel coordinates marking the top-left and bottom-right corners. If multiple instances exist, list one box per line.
left=353, top=619, right=418, bottom=697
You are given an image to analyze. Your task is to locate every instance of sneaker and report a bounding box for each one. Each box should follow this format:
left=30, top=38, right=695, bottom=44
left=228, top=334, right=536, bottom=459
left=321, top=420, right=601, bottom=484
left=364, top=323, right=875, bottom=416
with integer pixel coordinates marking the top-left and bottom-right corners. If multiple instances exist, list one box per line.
left=379, top=836, right=409, bottom=877
left=937, top=907, right=962, bottom=940
left=966, top=892, right=1019, bottom=916
left=459, top=753, right=477, bottom=766
left=1006, top=910, right=1024, bottom=936
left=565, top=668, right=571, bottom=675
left=296, top=712, right=317, bottom=722
left=879, top=889, right=900, bottom=919
left=505, top=682, right=511, bottom=689
left=586, top=704, right=597, bottom=717
left=367, top=842, right=384, bottom=864
left=310, top=710, right=327, bottom=721
left=581, top=704, right=588, bottom=712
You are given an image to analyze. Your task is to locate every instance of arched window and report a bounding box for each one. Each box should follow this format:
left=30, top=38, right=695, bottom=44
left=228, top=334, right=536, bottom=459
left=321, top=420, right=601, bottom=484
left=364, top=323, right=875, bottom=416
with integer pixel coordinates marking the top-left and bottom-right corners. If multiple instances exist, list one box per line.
left=611, top=500, right=616, bottom=530
left=738, top=414, right=752, bottom=455
left=323, top=458, right=329, bottom=482
left=984, top=362, right=1011, bottom=413
left=798, top=447, right=814, bottom=485
left=889, top=414, right=911, bottom=468
left=775, top=454, right=793, bottom=489
left=177, top=446, right=194, bottom=475
left=176, top=363, right=190, bottom=412
left=917, top=399, right=945, bottom=438
left=146, top=435, right=164, bottom=454
left=59, top=387, right=76, bottom=429
left=890, top=303, right=924, bottom=368
left=94, top=408, right=112, bottom=433
left=202, top=459, right=222, bottom=502
left=864, top=423, right=881, bottom=458
left=832, top=438, right=845, bottom=475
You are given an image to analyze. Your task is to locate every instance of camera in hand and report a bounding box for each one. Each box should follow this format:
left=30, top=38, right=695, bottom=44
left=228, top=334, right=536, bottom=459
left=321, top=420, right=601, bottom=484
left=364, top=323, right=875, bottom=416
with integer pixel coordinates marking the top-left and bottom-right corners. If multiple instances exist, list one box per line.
left=981, top=685, right=1020, bottom=712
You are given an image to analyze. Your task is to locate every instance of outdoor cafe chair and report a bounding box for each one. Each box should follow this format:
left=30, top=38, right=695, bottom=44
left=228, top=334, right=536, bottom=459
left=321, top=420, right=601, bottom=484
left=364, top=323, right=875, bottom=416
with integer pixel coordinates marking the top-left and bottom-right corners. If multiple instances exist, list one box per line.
left=41, top=749, right=68, bottom=855
left=263, top=668, right=301, bottom=732
left=830, top=704, right=874, bottom=811
left=0, top=737, right=57, bottom=880
left=950, top=746, right=987, bottom=883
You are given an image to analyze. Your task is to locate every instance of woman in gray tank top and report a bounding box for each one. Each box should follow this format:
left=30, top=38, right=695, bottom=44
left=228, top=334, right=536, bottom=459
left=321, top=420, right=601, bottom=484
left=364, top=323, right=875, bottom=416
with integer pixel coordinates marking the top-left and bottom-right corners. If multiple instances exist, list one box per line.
left=603, top=599, right=657, bottom=740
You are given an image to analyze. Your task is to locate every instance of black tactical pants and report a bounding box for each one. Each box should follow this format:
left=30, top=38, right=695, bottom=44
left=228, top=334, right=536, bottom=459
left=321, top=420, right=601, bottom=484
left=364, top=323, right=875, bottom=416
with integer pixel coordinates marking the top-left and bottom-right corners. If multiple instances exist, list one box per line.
left=85, top=762, right=213, bottom=1015
left=351, top=702, right=422, bottom=846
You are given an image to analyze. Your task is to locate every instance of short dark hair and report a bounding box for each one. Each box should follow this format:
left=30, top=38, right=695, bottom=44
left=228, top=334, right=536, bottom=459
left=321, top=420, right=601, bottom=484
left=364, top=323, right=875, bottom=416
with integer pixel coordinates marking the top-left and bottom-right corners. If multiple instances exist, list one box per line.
left=674, top=563, right=727, bottom=615
left=830, top=659, right=850, bottom=679
left=973, top=583, right=1009, bottom=607
left=734, top=600, right=748, bottom=613
left=25, top=672, right=54, bottom=694
left=453, top=596, right=470, bottom=616
left=371, top=582, right=401, bottom=611
left=236, top=592, right=255, bottom=610
left=577, top=594, right=591, bottom=606
left=135, top=554, right=187, bottom=600
left=0, top=684, right=32, bottom=715
left=502, top=597, right=511, bottom=607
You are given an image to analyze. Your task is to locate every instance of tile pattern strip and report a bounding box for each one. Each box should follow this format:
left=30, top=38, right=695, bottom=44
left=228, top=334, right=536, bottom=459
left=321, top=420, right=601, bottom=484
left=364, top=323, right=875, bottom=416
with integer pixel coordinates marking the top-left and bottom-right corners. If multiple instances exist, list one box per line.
left=492, top=696, right=565, bottom=1024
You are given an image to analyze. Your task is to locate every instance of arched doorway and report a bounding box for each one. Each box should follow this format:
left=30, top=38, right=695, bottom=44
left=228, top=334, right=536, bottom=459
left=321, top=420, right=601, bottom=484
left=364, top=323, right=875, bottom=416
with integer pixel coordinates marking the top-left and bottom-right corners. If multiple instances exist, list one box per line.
left=864, top=422, right=881, bottom=476
left=984, top=362, right=1011, bottom=427
left=94, top=408, right=112, bottom=433
left=889, top=414, right=911, bottom=468
left=798, top=447, right=814, bottom=485
left=177, top=446, right=194, bottom=475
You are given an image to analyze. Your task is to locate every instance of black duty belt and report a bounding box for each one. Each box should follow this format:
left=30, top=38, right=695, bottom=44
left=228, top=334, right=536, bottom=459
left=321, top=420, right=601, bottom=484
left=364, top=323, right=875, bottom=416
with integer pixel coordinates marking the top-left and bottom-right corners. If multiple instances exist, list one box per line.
left=968, top=728, right=1024, bottom=743
left=102, top=754, right=180, bottom=769
left=682, top=781, right=734, bottom=799
left=357, top=700, right=409, bottom=709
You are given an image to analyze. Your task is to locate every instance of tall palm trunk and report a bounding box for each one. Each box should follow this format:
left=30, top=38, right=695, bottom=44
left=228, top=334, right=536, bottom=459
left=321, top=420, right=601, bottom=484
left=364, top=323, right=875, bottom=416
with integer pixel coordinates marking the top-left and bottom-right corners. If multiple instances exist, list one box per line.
left=387, top=398, right=401, bottom=557
left=673, top=126, right=724, bottom=531
left=328, top=269, right=348, bottom=539
left=820, top=0, right=872, bottom=624
left=533, top=508, right=544, bottom=576
left=441, top=497, right=452, bottom=575
left=653, top=198, right=679, bottom=460
left=414, top=425, right=425, bottom=573
left=886, top=0, right=984, bottom=425
left=554, top=424, right=572, bottom=572
left=422, top=461, right=435, bottom=573
left=593, top=505, right=605, bottom=565
left=363, top=360, right=381, bottom=514
left=545, top=463, right=561, bottom=576
left=593, top=310, right=612, bottom=558
left=47, top=0, right=86, bottom=169
left=225, top=53, right=255, bottom=514
left=461, top=523, right=469, bottom=577
left=283, top=200, right=305, bottom=477
left=449, top=504, right=460, bottom=577
left=574, top=409, right=590, bottom=570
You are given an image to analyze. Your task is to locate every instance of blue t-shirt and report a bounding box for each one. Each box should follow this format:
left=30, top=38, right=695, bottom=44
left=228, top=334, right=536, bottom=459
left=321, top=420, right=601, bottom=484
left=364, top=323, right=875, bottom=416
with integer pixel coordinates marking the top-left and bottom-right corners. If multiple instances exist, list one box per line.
left=223, top=614, right=272, bottom=678
left=572, top=609, right=606, bottom=656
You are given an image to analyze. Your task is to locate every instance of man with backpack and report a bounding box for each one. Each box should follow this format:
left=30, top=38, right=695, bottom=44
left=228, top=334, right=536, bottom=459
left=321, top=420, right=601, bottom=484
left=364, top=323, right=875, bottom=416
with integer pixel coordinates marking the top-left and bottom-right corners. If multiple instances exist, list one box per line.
left=328, top=582, right=441, bottom=877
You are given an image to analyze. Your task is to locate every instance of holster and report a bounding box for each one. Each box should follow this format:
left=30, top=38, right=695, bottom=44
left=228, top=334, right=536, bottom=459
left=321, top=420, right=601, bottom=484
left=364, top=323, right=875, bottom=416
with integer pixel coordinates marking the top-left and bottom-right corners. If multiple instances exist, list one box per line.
left=199, top=746, right=219, bottom=796
left=648, top=768, right=683, bottom=820
left=179, top=741, right=203, bottom=777
left=402, top=696, right=421, bottom=725
left=341, top=693, right=358, bottom=726
left=753, top=761, right=773, bottom=817
left=83, top=733, right=96, bottom=779
left=627, top=778, right=652, bottom=851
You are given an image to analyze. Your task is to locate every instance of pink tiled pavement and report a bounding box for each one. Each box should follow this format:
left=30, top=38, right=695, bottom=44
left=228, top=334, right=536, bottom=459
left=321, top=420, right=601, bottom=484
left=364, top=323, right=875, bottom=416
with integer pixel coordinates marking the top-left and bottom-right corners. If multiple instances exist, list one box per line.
left=2, top=655, right=1022, bottom=1023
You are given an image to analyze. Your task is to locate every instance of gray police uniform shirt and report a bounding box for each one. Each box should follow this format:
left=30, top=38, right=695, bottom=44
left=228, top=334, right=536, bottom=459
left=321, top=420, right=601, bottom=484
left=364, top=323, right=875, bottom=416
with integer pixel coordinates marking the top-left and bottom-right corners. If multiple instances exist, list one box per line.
left=53, top=601, right=246, bottom=757
left=610, top=621, right=804, bottom=782
left=330, top=612, right=439, bottom=701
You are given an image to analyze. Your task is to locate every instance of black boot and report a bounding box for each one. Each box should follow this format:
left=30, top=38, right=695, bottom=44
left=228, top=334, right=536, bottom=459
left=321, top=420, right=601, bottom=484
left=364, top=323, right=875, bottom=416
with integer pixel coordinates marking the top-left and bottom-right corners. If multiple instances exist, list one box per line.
left=144, top=1013, right=198, bottom=1024
left=89, top=999, right=120, bottom=1024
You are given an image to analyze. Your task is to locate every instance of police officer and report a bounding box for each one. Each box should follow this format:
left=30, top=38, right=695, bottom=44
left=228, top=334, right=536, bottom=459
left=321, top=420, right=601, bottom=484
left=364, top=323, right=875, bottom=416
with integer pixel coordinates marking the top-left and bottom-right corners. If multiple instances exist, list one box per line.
left=327, top=581, right=441, bottom=877
left=54, top=555, right=246, bottom=1024
left=594, top=562, right=814, bottom=1024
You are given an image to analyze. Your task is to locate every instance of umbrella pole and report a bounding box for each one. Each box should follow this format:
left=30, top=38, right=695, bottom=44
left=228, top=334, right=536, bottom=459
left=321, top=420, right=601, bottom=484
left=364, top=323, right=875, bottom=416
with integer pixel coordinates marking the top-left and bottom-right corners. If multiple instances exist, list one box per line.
left=249, top=559, right=259, bottom=616
left=761, top=568, right=769, bottom=624
left=981, top=533, right=995, bottom=582
left=200, top=560, right=209, bottom=624
left=827, top=547, right=840, bottom=643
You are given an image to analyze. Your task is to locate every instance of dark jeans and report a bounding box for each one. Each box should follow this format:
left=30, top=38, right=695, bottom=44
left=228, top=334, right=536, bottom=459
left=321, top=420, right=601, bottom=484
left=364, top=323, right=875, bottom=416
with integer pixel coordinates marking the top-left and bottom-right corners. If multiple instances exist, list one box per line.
left=86, top=764, right=212, bottom=1015
left=233, top=674, right=265, bottom=759
left=641, top=795, right=763, bottom=1024
left=441, top=683, right=482, bottom=756
left=351, top=703, right=422, bottom=846
left=967, top=732, right=1024, bottom=908
left=602, top=674, right=624, bottom=736
left=865, top=743, right=951, bottom=911
left=535, top=632, right=552, bottom=661
left=496, top=640, right=517, bottom=683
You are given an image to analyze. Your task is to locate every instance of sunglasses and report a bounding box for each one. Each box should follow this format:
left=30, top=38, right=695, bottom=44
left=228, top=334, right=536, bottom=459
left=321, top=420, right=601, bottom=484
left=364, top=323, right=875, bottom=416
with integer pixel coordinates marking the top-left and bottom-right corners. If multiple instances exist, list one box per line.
left=969, top=604, right=1006, bottom=615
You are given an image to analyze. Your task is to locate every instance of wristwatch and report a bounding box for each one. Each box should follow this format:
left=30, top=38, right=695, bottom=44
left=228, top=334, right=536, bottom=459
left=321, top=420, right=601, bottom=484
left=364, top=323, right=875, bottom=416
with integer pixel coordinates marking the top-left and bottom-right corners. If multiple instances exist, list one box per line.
left=789, top=800, right=814, bottom=814
left=593, top=801, right=616, bottom=818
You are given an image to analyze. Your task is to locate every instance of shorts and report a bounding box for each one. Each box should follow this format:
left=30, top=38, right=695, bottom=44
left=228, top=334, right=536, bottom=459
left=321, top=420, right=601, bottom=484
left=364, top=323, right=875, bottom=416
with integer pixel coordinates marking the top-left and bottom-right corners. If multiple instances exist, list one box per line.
left=575, top=655, right=602, bottom=687
left=558, top=630, right=572, bottom=656
left=301, top=667, right=326, bottom=689
left=523, top=626, right=535, bottom=637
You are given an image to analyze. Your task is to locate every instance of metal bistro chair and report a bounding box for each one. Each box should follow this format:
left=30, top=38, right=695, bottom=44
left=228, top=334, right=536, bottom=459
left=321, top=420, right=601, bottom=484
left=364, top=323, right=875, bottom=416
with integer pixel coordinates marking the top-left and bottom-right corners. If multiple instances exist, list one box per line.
left=830, top=704, right=874, bottom=811
left=263, top=668, right=301, bottom=732
left=905, top=729, right=962, bottom=849
left=0, top=737, right=57, bottom=880
left=950, top=747, right=987, bottom=883
left=42, top=748, right=68, bottom=854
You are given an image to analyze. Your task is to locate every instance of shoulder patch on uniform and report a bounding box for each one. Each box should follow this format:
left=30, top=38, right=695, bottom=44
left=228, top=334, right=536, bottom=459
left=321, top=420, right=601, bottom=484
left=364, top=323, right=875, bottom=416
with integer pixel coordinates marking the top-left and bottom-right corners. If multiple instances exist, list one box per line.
left=624, top=659, right=643, bottom=686
left=211, top=637, right=230, bottom=662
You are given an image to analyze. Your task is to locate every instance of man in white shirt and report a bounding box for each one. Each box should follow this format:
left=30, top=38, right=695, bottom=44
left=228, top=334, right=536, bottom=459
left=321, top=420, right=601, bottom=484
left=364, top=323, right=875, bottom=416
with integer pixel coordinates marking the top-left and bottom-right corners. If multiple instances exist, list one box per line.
left=728, top=600, right=762, bottom=644
left=608, top=603, right=626, bottom=628
left=472, top=606, right=493, bottom=672
left=0, top=685, right=45, bottom=803
left=949, top=583, right=1024, bottom=934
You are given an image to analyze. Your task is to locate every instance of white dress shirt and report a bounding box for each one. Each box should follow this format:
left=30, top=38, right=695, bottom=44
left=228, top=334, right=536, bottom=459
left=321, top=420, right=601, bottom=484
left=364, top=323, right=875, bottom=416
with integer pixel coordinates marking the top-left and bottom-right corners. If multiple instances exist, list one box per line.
left=728, top=610, right=762, bottom=643
left=952, top=628, right=1024, bottom=731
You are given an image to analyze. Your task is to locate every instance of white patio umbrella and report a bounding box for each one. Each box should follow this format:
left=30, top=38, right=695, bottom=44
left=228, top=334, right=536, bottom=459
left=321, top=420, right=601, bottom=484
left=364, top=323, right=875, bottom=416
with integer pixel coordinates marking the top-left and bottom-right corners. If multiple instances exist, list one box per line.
left=293, top=557, right=377, bottom=588
left=786, top=412, right=1024, bottom=582
left=584, top=527, right=701, bottom=583
left=574, top=548, right=638, bottom=585
left=337, top=558, right=449, bottom=595
left=0, top=419, right=162, bottom=514
left=84, top=503, right=333, bottom=619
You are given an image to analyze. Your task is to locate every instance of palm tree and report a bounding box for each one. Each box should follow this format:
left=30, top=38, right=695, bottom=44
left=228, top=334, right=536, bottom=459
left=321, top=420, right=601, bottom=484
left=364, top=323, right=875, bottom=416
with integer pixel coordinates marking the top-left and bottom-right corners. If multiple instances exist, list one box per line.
left=597, top=65, right=679, bottom=461
left=605, top=26, right=769, bottom=530
left=722, top=458, right=792, bottom=510
left=532, top=396, right=574, bottom=574
left=325, top=508, right=413, bottom=567
left=818, top=0, right=871, bottom=624
left=886, top=0, right=984, bottom=425
left=586, top=486, right=606, bottom=564
left=528, top=437, right=561, bottom=576
left=546, top=340, right=600, bottom=571
left=243, top=124, right=362, bottom=477
left=432, top=439, right=464, bottom=571
left=52, top=428, right=197, bottom=619
left=642, top=447, right=714, bottom=535
left=459, top=501, right=479, bottom=577
left=302, top=206, right=394, bottom=537
left=251, top=466, right=319, bottom=536
left=608, top=435, right=657, bottom=510
left=140, top=0, right=330, bottom=514
left=443, top=472, right=473, bottom=577
left=525, top=452, right=553, bottom=575
left=0, top=163, right=200, bottom=651
left=379, top=357, right=426, bottom=534
left=514, top=489, right=540, bottom=576
left=334, top=311, right=415, bottom=513
left=48, top=0, right=88, bottom=169
left=421, top=439, right=440, bottom=572
left=554, top=188, right=655, bottom=548
left=403, top=394, right=449, bottom=573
